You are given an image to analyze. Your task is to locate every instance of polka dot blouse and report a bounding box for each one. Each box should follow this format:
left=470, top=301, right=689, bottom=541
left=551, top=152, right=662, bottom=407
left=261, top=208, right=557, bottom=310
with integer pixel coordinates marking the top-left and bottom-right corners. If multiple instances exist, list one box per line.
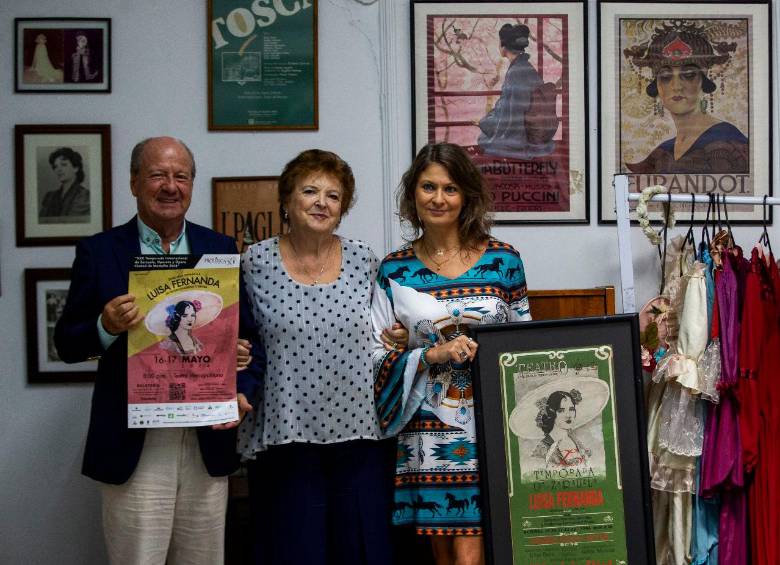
left=237, top=236, right=382, bottom=457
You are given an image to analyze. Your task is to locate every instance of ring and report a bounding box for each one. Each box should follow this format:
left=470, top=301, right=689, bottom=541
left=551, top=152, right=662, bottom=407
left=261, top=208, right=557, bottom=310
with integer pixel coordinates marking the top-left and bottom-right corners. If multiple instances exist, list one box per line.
left=467, top=337, right=474, bottom=343
left=459, top=351, right=467, bottom=359
left=390, top=341, right=398, bottom=349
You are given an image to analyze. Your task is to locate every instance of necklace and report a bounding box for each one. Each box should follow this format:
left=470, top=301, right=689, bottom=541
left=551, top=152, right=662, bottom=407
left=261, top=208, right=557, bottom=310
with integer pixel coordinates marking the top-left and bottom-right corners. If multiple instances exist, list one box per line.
left=287, top=235, right=334, bottom=284
left=423, top=239, right=461, bottom=272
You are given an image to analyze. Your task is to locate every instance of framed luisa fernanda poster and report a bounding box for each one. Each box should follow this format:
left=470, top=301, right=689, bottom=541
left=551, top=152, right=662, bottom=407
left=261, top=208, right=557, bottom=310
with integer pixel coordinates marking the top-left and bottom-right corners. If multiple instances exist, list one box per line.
left=598, top=0, right=771, bottom=224
left=472, top=315, right=654, bottom=564
left=412, top=1, right=589, bottom=224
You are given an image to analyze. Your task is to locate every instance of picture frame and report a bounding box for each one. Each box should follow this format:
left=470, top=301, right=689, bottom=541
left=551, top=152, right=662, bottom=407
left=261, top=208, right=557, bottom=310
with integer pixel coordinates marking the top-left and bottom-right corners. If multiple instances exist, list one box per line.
left=25, top=268, right=97, bottom=383
left=212, top=176, right=285, bottom=252
left=411, top=0, right=589, bottom=224
left=597, top=0, right=772, bottom=224
left=207, top=0, right=318, bottom=130
left=472, top=315, right=654, bottom=565
left=14, top=18, right=111, bottom=93
left=15, top=124, right=112, bottom=247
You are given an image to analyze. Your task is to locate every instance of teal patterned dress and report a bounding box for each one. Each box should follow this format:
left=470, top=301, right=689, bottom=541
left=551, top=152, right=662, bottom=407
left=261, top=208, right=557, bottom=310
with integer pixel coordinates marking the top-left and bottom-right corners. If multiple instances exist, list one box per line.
left=371, top=238, right=531, bottom=535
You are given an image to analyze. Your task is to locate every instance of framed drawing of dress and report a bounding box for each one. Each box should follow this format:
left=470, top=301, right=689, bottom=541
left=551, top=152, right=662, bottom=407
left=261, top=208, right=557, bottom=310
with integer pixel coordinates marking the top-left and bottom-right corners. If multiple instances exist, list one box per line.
left=598, top=1, right=771, bottom=224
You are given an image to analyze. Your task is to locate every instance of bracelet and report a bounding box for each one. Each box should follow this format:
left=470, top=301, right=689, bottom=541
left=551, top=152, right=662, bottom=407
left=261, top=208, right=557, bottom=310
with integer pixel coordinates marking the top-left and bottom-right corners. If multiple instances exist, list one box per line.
left=420, top=345, right=432, bottom=370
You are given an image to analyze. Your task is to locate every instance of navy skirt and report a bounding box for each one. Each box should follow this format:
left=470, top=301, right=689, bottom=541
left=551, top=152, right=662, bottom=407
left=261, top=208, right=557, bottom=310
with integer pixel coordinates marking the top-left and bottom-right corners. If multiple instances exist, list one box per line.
left=247, top=438, right=396, bottom=565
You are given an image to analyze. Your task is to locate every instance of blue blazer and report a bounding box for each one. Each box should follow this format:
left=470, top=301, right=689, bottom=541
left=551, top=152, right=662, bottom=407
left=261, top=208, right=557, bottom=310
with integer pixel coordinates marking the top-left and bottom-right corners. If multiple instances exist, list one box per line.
left=55, top=217, right=261, bottom=484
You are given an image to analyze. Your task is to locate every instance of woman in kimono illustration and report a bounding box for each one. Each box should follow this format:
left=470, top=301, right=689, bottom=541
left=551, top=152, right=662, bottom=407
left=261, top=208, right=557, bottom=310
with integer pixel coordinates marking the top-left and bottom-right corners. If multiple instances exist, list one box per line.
left=477, top=23, right=554, bottom=160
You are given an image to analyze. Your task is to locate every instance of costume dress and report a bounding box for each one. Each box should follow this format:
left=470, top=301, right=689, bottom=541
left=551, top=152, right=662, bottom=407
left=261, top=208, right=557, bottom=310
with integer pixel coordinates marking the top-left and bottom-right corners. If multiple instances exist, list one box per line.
left=477, top=54, right=553, bottom=159
left=700, top=249, right=748, bottom=565
left=372, top=239, right=530, bottom=535
left=533, top=432, right=590, bottom=467
left=71, top=45, right=98, bottom=82
left=30, top=35, right=62, bottom=82
left=158, top=333, right=203, bottom=355
left=626, top=122, right=748, bottom=174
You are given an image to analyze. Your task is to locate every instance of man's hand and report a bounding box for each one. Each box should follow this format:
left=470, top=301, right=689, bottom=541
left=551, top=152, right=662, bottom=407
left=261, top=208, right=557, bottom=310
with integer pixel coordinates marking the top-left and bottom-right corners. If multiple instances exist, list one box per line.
left=101, top=294, right=144, bottom=335
left=237, top=338, right=252, bottom=371
left=211, top=393, right=253, bottom=430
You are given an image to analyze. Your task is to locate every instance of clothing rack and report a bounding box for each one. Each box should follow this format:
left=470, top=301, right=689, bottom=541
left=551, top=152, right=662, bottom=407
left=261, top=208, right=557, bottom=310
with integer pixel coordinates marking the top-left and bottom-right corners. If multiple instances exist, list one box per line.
left=614, top=174, right=780, bottom=313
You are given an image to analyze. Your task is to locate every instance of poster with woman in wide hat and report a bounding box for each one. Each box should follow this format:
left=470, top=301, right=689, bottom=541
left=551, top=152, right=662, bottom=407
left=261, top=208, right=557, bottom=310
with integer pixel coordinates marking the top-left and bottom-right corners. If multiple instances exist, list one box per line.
left=126, top=254, right=240, bottom=428
left=499, top=345, right=628, bottom=564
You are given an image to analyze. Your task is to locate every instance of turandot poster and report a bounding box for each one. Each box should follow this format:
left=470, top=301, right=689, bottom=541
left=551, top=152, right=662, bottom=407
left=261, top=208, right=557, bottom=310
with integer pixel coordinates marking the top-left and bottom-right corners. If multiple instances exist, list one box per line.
left=127, top=255, right=240, bottom=428
left=599, top=1, right=771, bottom=223
left=499, top=346, right=627, bottom=564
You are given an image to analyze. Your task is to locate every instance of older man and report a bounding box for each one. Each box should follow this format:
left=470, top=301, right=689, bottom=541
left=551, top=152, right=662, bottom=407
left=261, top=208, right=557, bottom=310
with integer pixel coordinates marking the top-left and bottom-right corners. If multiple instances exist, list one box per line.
left=55, top=137, right=258, bottom=565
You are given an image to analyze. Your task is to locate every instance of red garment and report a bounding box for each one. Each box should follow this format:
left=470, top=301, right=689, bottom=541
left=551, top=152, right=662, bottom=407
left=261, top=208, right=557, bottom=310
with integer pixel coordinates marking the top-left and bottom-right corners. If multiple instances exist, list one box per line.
left=756, top=254, right=780, bottom=563
left=737, top=248, right=765, bottom=473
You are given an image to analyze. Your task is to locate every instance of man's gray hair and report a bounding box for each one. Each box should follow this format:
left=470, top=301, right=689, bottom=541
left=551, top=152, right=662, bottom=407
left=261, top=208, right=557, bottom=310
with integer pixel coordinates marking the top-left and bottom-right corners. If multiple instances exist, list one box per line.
left=129, top=137, right=196, bottom=179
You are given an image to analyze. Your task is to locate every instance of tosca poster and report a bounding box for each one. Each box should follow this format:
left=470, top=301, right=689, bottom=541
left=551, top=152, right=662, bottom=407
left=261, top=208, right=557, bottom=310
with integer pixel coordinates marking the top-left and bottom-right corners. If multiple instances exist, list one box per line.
left=127, top=254, right=240, bottom=428
left=499, top=346, right=628, bottom=564
left=208, top=0, right=318, bottom=130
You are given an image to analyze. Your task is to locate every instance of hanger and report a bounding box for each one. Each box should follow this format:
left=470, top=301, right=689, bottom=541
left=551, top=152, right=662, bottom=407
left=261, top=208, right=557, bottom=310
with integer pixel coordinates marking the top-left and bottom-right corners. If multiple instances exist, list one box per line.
left=759, top=194, right=773, bottom=257
left=682, top=193, right=696, bottom=254
left=658, top=190, right=673, bottom=295
left=722, top=193, right=735, bottom=247
left=700, top=193, right=713, bottom=255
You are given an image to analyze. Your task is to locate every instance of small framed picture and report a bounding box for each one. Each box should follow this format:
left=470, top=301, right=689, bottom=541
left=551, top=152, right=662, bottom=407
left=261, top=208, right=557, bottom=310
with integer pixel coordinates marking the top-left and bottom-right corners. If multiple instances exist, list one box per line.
left=14, top=18, right=111, bottom=93
left=472, top=315, right=654, bottom=564
left=15, top=124, right=112, bottom=246
left=25, top=268, right=97, bottom=383
left=212, top=176, right=285, bottom=252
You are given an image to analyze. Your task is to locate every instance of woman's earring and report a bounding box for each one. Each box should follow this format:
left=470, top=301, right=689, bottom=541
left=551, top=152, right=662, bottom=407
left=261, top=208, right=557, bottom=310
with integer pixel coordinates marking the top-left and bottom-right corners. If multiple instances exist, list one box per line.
left=654, top=99, right=664, bottom=117
left=700, top=98, right=708, bottom=114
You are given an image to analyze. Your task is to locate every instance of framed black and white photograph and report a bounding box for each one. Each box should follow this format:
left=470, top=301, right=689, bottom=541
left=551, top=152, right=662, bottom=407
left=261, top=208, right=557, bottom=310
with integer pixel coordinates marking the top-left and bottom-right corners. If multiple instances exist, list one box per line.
left=15, top=124, right=111, bottom=246
left=14, top=18, right=111, bottom=93
left=471, top=315, right=654, bottom=565
left=25, top=268, right=96, bottom=383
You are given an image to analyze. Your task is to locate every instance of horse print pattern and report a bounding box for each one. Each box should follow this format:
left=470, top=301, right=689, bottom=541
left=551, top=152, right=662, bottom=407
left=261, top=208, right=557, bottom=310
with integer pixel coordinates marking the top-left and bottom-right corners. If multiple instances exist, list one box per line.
left=373, top=238, right=531, bottom=536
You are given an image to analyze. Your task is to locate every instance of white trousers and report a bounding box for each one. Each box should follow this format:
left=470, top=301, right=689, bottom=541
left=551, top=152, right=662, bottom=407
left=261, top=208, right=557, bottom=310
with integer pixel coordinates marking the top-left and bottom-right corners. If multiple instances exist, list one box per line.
left=100, top=428, right=228, bottom=565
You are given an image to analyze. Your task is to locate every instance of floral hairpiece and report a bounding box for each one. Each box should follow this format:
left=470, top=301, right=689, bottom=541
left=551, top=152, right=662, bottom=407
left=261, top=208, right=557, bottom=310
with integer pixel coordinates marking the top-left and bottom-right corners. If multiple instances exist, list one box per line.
left=165, top=304, right=177, bottom=329
left=192, top=300, right=202, bottom=312
left=636, top=185, right=675, bottom=245
left=569, top=388, right=582, bottom=405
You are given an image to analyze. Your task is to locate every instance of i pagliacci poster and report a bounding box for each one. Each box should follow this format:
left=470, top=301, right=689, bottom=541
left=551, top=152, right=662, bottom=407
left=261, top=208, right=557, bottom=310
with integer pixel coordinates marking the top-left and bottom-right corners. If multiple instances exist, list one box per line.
left=127, top=254, right=240, bottom=428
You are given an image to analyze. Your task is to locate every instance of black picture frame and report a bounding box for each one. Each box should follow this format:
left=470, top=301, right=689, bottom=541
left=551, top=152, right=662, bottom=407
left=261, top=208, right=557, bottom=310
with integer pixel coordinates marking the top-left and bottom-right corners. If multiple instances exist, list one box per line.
left=411, top=0, right=590, bottom=225
left=472, top=315, right=654, bottom=564
left=24, top=268, right=96, bottom=383
left=15, top=123, right=112, bottom=247
left=596, top=0, right=772, bottom=225
left=14, top=18, right=111, bottom=93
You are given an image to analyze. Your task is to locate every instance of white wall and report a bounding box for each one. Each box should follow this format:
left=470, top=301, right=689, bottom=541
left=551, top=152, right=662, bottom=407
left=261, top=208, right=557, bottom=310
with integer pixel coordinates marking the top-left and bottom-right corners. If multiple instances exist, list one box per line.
left=0, top=1, right=778, bottom=563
